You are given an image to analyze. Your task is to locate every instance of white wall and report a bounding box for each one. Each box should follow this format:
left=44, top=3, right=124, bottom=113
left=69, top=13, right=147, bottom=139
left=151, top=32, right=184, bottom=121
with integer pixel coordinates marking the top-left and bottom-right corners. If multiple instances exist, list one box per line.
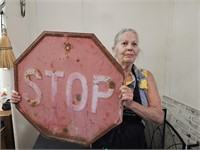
left=164, top=0, right=200, bottom=109
left=34, top=0, right=170, bottom=97
left=199, top=0, right=200, bottom=108
left=5, top=0, right=39, bottom=149
left=4, top=0, right=199, bottom=149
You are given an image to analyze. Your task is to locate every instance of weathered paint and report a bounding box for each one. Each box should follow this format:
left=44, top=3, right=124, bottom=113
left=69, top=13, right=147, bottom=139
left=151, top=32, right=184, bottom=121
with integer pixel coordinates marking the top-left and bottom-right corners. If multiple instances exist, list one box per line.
left=66, top=72, right=88, bottom=112
left=45, top=70, right=64, bottom=106
left=14, top=31, right=124, bottom=146
left=24, top=68, right=42, bottom=106
left=92, top=75, right=114, bottom=113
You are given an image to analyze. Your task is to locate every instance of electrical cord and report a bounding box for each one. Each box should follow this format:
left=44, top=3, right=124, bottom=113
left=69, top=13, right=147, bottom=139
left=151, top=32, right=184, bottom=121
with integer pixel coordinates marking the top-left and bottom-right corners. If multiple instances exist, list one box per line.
left=150, top=123, right=164, bottom=148
left=166, top=123, right=178, bottom=149
left=167, top=143, right=183, bottom=149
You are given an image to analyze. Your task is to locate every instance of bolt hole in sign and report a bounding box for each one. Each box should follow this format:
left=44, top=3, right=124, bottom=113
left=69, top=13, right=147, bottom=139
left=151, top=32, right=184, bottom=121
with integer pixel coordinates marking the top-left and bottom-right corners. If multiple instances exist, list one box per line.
left=14, top=31, right=124, bottom=146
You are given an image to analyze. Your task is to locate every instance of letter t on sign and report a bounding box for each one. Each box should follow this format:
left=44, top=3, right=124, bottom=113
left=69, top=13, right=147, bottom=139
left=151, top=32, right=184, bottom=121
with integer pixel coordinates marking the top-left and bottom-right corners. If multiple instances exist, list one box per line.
left=45, top=70, right=64, bottom=105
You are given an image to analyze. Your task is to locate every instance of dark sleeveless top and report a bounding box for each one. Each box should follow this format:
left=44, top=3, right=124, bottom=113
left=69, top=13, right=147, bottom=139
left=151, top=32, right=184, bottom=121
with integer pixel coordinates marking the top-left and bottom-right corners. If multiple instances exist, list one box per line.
left=123, top=66, right=143, bottom=122
left=92, top=66, right=147, bottom=149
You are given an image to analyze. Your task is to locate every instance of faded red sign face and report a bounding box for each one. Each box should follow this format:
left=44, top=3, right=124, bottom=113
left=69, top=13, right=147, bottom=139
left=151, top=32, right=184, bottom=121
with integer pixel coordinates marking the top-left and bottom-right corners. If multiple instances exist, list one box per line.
left=14, top=31, right=124, bottom=146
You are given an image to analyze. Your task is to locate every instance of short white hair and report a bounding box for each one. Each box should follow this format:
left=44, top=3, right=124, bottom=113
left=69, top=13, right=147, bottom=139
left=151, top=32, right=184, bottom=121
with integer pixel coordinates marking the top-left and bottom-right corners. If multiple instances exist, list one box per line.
left=113, top=28, right=139, bottom=47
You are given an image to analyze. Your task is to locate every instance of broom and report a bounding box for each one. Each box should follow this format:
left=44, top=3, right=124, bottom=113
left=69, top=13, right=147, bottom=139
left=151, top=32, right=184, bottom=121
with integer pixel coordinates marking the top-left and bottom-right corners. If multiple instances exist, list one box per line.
left=0, top=27, right=16, bottom=69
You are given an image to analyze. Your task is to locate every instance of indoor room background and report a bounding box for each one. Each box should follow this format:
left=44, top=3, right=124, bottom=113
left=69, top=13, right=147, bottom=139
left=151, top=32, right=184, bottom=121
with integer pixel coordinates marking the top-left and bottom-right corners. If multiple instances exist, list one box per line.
left=0, top=0, right=199, bottom=149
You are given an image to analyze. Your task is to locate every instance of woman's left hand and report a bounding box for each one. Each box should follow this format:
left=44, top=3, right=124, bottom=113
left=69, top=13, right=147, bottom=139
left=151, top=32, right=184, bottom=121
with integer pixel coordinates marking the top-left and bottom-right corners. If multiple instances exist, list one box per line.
left=119, top=85, right=134, bottom=107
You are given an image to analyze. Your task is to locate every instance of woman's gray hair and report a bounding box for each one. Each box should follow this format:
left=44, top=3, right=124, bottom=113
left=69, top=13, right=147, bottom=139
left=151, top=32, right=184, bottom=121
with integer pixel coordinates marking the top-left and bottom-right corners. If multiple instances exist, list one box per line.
left=113, top=28, right=139, bottom=47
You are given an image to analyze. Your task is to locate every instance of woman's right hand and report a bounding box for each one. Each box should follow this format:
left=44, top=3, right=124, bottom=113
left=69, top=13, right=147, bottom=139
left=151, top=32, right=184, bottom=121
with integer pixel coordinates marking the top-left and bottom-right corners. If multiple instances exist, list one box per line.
left=11, top=90, right=21, bottom=104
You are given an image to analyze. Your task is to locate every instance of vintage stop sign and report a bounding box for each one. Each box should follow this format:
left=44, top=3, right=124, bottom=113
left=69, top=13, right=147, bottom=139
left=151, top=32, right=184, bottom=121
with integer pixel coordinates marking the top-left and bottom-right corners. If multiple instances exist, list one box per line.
left=14, top=31, right=124, bottom=146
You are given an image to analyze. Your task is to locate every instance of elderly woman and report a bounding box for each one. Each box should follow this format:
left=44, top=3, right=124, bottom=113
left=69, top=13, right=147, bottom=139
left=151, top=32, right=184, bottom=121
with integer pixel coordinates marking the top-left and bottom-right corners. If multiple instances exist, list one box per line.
left=11, top=28, right=163, bottom=149
left=92, top=28, right=164, bottom=149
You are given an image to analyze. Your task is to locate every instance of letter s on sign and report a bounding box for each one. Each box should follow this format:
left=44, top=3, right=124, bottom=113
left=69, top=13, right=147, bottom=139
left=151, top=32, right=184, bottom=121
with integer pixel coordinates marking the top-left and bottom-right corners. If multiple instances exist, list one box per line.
left=23, top=68, right=42, bottom=106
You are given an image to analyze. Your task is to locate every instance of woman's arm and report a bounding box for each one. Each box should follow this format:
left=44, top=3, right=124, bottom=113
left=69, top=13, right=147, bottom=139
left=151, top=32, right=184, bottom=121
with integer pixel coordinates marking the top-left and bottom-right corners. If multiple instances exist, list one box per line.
left=122, top=71, right=164, bottom=124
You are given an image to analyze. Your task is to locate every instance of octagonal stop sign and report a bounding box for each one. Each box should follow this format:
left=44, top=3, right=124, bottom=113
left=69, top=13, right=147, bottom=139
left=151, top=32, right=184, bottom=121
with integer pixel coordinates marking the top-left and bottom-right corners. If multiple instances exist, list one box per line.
left=14, top=31, right=124, bottom=146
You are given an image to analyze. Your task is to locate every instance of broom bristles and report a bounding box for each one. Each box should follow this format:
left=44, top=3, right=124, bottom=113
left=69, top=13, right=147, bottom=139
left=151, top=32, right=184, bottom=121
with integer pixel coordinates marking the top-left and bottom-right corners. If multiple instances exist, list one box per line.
left=0, top=28, right=16, bottom=69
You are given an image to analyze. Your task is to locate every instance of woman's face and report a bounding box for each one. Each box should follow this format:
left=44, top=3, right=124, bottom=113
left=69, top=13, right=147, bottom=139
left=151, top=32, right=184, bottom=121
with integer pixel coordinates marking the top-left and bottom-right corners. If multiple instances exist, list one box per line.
left=113, top=31, right=139, bottom=66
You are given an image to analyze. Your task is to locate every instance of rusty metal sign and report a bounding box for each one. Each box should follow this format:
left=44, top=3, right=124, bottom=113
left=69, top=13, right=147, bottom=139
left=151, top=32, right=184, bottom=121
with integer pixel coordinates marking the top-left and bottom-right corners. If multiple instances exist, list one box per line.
left=14, top=31, right=124, bottom=146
